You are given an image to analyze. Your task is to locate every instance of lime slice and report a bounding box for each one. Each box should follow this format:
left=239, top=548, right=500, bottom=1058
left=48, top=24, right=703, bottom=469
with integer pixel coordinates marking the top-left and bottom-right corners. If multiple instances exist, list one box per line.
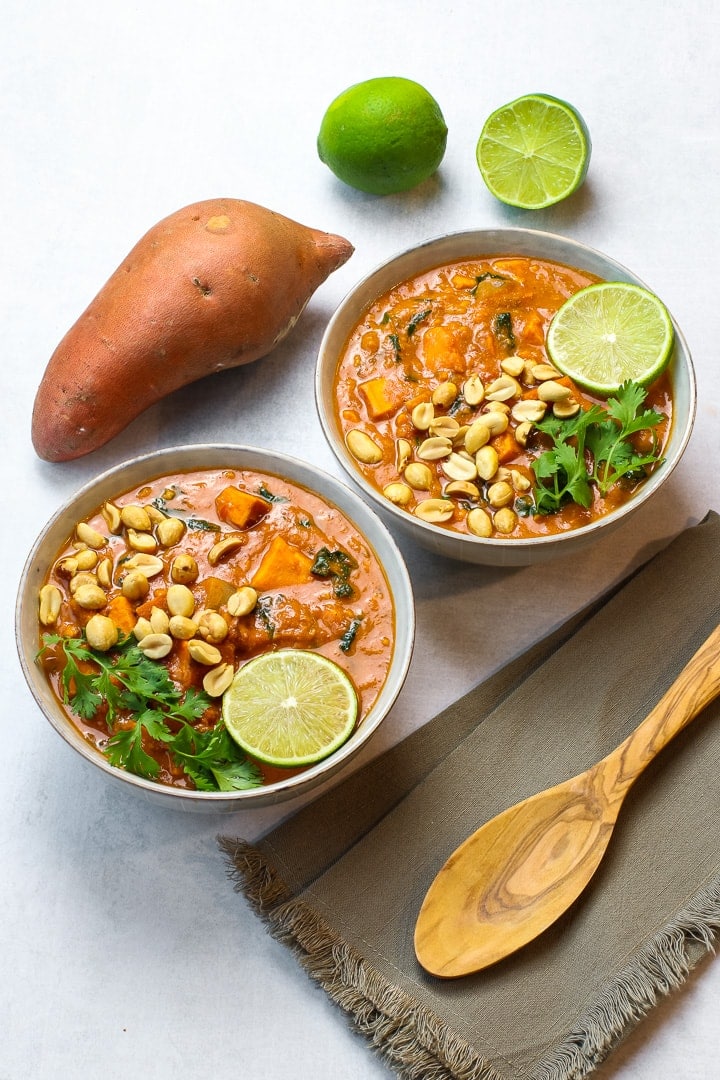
left=221, top=649, right=358, bottom=768
left=476, top=93, right=591, bottom=209
left=546, top=281, right=675, bottom=396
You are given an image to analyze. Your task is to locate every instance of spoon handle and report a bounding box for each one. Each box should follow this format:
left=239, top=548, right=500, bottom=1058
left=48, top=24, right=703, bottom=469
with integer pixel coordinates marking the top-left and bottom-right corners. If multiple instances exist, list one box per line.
left=602, top=623, right=720, bottom=798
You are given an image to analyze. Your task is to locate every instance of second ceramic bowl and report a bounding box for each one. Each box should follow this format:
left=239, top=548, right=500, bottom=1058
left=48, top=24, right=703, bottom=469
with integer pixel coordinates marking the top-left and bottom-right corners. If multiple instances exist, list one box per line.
left=315, top=228, right=696, bottom=567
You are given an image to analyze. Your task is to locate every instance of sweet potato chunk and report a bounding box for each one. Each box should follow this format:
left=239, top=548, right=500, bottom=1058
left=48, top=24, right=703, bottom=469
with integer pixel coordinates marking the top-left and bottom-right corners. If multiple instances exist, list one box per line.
left=198, top=576, right=236, bottom=611
left=251, top=536, right=314, bottom=590
left=359, top=377, right=403, bottom=420
left=135, top=588, right=168, bottom=619
left=519, top=310, right=546, bottom=345
left=421, top=325, right=467, bottom=373
left=215, top=486, right=270, bottom=529
left=166, top=640, right=195, bottom=689
left=105, top=595, right=136, bottom=634
left=492, top=429, right=522, bottom=464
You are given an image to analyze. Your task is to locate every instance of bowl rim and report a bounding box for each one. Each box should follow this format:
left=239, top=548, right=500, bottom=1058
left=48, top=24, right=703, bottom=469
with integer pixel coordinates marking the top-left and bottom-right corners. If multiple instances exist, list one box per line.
left=315, top=226, right=697, bottom=556
left=16, top=442, right=415, bottom=806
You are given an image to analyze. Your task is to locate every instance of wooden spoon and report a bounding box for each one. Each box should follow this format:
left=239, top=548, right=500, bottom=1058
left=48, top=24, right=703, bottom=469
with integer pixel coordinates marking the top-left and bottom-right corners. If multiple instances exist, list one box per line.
left=414, top=623, right=720, bottom=978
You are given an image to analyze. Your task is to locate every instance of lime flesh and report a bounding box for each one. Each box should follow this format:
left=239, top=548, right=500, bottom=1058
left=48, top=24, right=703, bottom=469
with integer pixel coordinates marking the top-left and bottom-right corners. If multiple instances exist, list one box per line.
left=222, top=649, right=358, bottom=768
left=476, top=93, right=591, bottom=209
left=546, top=282, right=675, bottom=396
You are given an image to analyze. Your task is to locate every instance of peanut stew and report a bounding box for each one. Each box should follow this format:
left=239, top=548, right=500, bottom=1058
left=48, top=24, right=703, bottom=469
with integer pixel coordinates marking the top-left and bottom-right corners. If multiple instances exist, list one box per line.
left=334, top=255, right=673, bottom=538
left=37, top=468, right=395, bottom=790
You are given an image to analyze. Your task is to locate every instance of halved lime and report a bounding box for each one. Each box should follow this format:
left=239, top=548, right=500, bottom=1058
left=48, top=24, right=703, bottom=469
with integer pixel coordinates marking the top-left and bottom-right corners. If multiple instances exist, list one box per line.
left=221, top=649, right=358, bottom=768
left=546, top=281, right=675, bottom=396
left=476, top=93, right=591, bottom=209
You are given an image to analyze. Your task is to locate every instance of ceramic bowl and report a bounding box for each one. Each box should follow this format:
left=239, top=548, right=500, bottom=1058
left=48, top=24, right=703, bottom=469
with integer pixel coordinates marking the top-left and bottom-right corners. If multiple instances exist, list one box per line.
left=16, top=444, right=415, bottom=812
left=315, top=228, right=696, bottom=567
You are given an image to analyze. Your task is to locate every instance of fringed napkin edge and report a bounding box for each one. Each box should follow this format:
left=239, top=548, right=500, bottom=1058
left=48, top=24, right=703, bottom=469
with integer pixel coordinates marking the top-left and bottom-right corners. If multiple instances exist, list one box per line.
left=219, top=841, right=720, bottom=1080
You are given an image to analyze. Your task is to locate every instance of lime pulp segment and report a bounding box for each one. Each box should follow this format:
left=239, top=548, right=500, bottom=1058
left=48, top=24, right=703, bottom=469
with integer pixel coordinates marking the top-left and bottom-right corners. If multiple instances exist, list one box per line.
left=476, top=93, right=590, bottom=209
left=546, top=282, right=675, bottom=396
left=222, top=649, right=359, bottom=768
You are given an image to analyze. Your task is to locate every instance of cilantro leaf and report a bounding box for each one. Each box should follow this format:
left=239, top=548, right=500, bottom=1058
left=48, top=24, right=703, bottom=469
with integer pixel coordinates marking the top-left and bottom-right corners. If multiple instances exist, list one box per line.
left=605, top=381, right=646, bottom=430
left=533, top=408, right=598, bottom=513
left=67, top=665, right=105, bottom=719
left=38, top=632, right=261, bottom=793
left=530, top=380, right=665, bottom=513
left=170, top=686, right=211, bottom=724
left=208, top=760, right=265, bottom=792
left=39, top=634, right=106, bottom=719
left=105, top=724, right=161, bottom=780
left=586, top=381, right=664, bottom=495
left=533, top=440, right=592, bottom=514
left=163, top=720, right=263, bottom=792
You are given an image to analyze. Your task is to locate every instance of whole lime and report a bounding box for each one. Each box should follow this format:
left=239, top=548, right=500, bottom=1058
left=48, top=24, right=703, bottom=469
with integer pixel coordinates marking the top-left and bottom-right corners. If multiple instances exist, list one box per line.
left=317, top=76, right=448, bottom=195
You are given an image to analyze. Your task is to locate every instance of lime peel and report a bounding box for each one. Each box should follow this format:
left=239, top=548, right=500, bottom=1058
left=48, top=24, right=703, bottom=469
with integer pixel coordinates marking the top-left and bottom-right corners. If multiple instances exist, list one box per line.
left=547, top=281, right=675, bottom=396
left=221, top=649, right=358, bottom=768
left=317, top=76, right=448, bottom=196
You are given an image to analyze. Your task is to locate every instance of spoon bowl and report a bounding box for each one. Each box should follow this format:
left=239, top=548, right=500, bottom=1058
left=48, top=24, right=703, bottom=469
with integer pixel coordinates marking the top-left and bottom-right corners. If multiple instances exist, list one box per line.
left=415, top=623, right=720, bottom=978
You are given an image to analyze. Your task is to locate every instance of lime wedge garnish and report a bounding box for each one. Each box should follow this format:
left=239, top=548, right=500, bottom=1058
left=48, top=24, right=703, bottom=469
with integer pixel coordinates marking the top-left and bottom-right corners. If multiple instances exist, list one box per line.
left=221, top=649, right=358, bottom=768
left=546, top=281, right=675, bottom=396
left=476, top=93, right=591, bottom=209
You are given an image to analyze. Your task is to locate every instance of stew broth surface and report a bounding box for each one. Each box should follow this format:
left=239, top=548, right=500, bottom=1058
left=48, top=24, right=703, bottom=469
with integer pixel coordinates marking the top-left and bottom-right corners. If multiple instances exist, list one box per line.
left=334, top=255, right=673, bottom=538
left=38, top=467, right=396, bottom=789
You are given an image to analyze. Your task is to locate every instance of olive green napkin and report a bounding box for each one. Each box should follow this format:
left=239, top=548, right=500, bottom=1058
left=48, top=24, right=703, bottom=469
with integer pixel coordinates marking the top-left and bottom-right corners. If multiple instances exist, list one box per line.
left=221, top=511, right=720, bottom=1080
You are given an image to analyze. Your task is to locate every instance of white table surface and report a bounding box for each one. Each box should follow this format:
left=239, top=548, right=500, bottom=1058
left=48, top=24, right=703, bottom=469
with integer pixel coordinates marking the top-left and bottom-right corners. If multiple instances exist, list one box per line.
left=3, top=3, right=719, bottom=1077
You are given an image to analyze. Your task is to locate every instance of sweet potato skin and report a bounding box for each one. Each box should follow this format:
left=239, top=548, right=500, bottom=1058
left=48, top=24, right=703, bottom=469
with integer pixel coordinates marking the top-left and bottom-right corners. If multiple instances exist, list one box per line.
left=32, top=199, right=354, bottom=461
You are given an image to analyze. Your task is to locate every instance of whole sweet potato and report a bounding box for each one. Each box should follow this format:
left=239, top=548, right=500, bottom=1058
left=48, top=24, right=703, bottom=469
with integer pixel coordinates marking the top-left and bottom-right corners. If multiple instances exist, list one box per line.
left=32, top=199, right=354, bottom=461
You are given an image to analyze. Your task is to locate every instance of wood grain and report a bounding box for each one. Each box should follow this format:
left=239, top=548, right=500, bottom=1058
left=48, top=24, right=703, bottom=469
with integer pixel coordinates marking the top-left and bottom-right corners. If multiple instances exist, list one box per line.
left=414, top=623, right=720, bottom=978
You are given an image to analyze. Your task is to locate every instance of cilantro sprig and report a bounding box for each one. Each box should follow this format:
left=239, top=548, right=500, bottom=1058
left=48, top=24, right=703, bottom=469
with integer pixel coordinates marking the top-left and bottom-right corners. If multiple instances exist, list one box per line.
left=586, top=381, right=665, bottom=495
left=531, top=404, right=605, bottom=514
left=531, top=380, right=665, bottom=515
left=39, top=633, right=262, bottom=791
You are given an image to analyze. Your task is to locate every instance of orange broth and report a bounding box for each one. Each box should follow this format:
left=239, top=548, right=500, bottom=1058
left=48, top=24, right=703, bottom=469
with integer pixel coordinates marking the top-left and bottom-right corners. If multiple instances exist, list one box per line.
left=37, top=467, right=395, bottom=789
left=333, top=255, right=673, bottom=538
